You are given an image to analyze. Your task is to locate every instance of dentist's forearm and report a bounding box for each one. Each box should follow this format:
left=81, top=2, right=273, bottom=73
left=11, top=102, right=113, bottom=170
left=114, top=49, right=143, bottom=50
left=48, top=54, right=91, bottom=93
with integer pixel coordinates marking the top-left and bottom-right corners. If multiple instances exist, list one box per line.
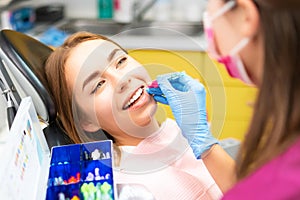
left=202, top=144, right=237, bottom=193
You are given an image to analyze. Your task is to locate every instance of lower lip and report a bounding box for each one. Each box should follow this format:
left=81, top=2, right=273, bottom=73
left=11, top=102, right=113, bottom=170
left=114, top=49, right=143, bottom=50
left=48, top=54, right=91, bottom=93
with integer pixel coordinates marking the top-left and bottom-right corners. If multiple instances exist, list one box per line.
left=128, top=90, right=149, bottom=111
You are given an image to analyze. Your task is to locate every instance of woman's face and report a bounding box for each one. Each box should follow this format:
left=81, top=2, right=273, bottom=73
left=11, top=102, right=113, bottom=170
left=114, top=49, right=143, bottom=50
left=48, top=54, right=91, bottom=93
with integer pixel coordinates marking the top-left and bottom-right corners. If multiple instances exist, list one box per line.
left=206, top=0, right=264, bottom=85
left=206, top=0, right=242, bottom=56
left=65, top=39, right=158, bottom=145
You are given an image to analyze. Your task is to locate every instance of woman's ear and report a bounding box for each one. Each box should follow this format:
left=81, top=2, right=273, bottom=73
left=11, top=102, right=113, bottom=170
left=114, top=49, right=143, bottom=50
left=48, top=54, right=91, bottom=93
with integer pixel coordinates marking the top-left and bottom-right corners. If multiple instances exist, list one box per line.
left=237, top=0, right=260, bottom=38
left=80, top=119, right=101, bottom=133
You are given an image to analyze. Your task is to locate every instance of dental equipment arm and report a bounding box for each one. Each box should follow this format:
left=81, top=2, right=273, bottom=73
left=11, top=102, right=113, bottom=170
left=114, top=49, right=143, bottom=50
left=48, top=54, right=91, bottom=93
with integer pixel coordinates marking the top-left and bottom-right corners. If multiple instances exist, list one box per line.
left=0, top=78, right=16, bottom=129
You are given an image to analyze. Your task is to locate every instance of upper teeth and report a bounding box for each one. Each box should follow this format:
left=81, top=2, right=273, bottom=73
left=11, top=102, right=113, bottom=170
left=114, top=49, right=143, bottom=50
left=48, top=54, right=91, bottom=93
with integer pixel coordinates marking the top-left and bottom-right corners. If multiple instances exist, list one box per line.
left=125, top=88, right=143, bottom=109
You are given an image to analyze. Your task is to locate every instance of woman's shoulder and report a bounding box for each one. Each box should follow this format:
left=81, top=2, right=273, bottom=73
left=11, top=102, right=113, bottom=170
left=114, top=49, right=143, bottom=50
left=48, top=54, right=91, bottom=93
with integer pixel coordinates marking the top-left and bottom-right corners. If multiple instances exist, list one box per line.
left=223, top=137, right=300, bottom=199
left=163, top=118, right=179, bottom=127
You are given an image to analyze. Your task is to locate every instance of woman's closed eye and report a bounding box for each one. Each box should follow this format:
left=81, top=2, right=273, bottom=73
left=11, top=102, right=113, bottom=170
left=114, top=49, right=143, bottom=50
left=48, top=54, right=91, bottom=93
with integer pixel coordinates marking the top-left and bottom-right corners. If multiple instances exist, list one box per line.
left=91, top=80, right=105, bottom=94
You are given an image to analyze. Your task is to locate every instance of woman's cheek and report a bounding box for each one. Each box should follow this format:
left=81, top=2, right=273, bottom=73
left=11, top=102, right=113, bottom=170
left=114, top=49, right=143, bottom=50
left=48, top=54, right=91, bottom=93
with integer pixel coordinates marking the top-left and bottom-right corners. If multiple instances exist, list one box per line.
left=98, top=87, right=117, bottom=112
left=133, top=65, right=152, bottom=82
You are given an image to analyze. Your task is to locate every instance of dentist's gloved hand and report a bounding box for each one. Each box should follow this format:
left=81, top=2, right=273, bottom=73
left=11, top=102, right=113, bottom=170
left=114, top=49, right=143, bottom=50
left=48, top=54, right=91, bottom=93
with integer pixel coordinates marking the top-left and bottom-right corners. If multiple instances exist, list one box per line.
left=147, top=72, right=219, bottom=158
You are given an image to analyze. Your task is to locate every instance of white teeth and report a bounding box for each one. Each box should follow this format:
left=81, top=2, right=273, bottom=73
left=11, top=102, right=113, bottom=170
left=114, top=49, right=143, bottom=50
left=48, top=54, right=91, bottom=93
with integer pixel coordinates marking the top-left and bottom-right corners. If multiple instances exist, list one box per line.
left=125, top=88, right=144, bottom=109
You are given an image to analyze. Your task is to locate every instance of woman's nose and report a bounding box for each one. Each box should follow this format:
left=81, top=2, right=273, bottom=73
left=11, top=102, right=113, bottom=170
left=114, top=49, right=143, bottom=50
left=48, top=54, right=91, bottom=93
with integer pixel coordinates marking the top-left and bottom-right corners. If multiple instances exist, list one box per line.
left=103, top=68, right=132, bottom=92
left=103, top=68, right=132, bottom=93
left=116, top=75, right=131, bottom=93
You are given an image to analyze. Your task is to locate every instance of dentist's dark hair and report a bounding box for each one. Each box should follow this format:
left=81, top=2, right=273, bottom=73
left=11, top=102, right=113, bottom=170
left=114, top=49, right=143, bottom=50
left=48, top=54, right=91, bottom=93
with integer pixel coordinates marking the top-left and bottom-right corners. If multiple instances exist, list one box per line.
left=225, top=0, right=300, bottom=179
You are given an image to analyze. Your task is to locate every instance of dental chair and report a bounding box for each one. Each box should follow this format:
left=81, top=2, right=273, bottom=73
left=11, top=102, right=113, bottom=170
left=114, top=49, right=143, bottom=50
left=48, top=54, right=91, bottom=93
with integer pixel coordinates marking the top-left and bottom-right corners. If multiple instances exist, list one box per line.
left=0, top=29, right=74, bottom=148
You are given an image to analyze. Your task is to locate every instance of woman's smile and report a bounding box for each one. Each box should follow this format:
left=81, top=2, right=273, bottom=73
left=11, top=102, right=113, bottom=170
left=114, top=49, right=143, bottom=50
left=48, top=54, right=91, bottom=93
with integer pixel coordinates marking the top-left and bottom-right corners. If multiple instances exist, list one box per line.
left=123, top=85, right=150, bottom=111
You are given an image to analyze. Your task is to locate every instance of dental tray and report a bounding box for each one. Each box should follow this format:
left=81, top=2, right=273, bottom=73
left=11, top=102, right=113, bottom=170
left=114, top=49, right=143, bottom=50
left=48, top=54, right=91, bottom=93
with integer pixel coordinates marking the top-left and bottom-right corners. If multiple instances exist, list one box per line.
left=46, top=141, right=116, bottom=200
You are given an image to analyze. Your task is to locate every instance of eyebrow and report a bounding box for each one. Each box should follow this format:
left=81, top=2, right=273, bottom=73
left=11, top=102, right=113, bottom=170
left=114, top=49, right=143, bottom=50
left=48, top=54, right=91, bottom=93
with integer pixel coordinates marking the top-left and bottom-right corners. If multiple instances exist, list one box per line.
left=108, top=48, right=122, bottom=62
left=82, top=71, right=100, bottom=92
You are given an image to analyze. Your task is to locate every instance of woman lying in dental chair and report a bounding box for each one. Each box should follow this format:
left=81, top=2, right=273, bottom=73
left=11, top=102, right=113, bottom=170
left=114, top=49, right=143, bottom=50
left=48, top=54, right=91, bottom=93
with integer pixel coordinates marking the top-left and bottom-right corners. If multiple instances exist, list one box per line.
left=45, top=31, right=235, bottom=199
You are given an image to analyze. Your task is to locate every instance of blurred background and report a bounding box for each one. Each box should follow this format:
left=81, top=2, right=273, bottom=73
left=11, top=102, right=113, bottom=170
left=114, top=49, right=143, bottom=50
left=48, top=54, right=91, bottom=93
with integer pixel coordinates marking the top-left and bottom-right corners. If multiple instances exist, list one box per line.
left=0, top=0, right=257, bottom=157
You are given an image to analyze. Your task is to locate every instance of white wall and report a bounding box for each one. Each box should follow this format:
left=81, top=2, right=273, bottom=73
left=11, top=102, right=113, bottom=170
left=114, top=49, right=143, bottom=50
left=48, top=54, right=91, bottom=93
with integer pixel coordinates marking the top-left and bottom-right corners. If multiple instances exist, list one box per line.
left=31, top=0, right=98, bottom=18
left=30, top=0, right=207, bottom=22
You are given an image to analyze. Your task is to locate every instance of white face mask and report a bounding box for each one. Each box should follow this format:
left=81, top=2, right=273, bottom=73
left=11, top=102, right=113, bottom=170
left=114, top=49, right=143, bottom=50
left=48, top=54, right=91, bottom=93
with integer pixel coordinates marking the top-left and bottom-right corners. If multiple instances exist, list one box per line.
left=203, top=0, right=253, bottom=85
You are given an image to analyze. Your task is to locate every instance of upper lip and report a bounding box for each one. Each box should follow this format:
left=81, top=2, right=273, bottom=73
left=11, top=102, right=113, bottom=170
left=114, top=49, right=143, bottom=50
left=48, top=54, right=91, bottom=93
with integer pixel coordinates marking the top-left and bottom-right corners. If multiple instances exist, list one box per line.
left=123, top=85, right=145, bottom=110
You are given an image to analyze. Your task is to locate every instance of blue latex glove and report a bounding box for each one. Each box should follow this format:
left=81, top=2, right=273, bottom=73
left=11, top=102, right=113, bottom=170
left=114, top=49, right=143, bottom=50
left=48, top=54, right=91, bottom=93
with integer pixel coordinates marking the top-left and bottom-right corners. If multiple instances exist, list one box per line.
left=147, top=72, right=219, bottom=158
left=147, top=80, right=169, bottom=104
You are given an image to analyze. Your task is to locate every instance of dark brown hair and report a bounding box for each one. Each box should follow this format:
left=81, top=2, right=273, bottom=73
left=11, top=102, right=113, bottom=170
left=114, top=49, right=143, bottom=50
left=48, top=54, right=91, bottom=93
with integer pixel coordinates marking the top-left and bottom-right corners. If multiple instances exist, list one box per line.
left=45, top=31, right=125, bottom=144
left=225, top=0, right=300, bottom=179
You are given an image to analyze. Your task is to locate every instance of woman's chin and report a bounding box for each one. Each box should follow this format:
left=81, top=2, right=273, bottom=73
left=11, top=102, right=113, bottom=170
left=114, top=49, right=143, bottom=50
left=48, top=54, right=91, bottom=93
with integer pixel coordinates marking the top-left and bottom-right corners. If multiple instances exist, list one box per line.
left=129, top=100, right=157, bottom=122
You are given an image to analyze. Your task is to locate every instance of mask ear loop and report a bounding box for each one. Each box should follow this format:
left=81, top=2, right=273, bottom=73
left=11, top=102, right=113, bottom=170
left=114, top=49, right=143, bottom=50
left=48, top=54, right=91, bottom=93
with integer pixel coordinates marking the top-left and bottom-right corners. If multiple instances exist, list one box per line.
left=210, top=0, right=236, bottom=21
left=229, top=38, right=251, bottom=55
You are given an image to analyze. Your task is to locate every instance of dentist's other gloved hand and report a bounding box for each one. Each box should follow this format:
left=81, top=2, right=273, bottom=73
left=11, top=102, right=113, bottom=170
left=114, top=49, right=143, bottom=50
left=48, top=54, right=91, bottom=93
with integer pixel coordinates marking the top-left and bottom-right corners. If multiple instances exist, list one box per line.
left=147, top=72, right=219, bottom=159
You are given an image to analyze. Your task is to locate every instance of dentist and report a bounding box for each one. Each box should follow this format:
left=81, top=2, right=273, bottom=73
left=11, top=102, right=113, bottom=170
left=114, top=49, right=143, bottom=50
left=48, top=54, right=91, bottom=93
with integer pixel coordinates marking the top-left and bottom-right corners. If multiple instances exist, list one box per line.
left=148, top=0, right=300, bottom=199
